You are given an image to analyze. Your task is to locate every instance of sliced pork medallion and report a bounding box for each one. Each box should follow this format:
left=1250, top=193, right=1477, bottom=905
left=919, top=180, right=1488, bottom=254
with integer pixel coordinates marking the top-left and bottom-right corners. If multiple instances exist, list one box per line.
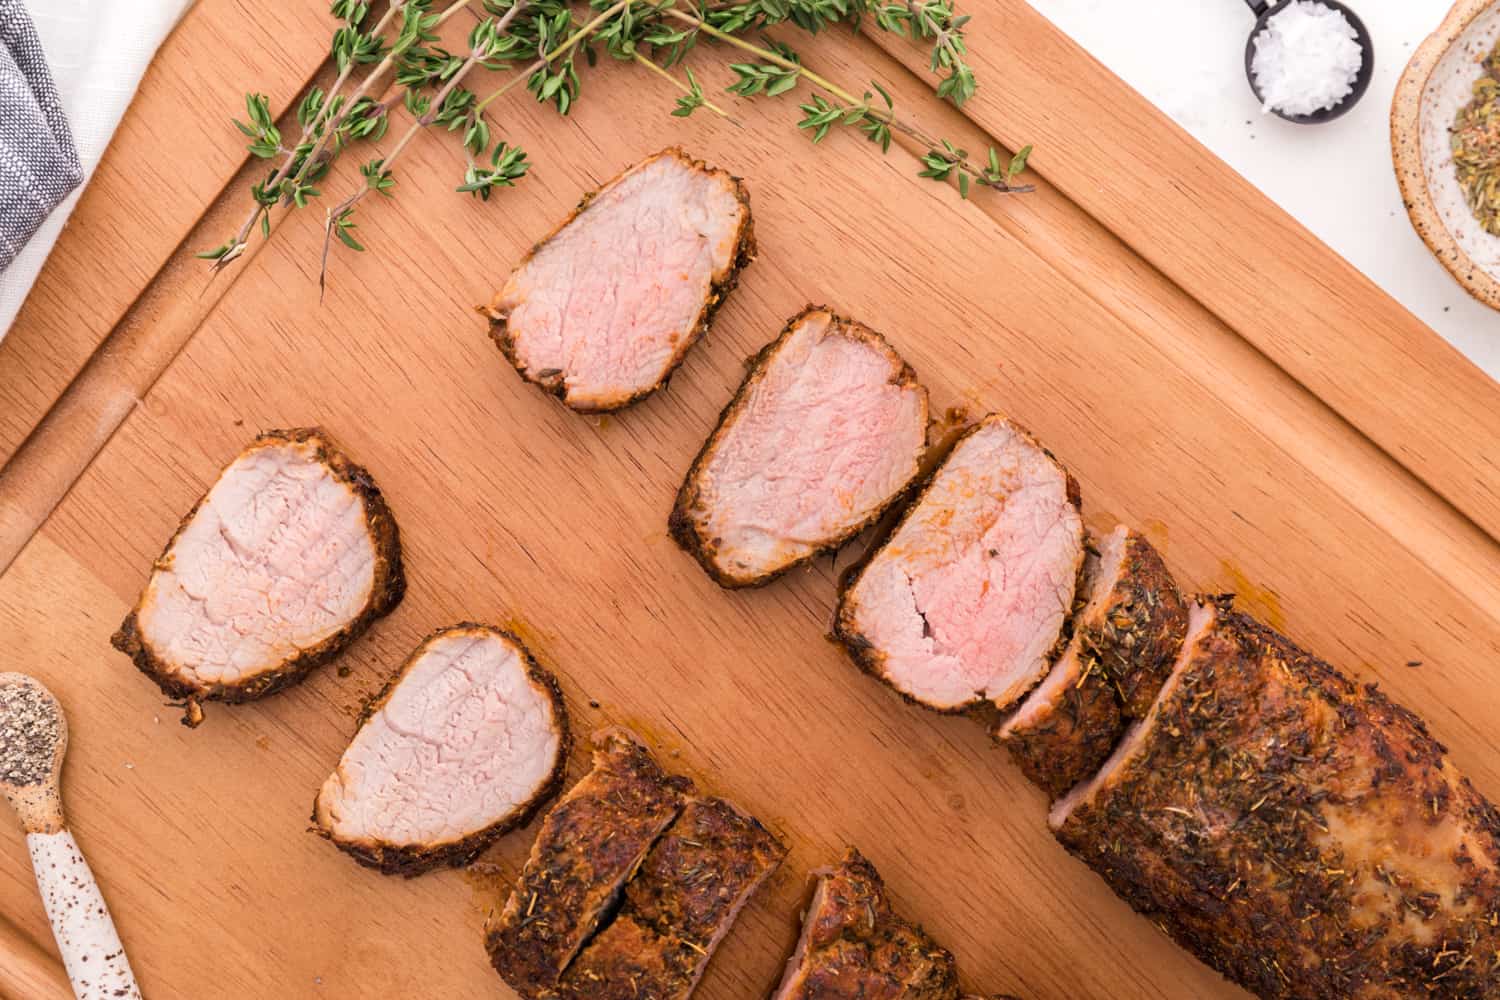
left=487, top=729, right=693, bottom=997
left=485, top=147, right=754, bottom=412
left=312, top=624, right=569, bottom=876
left=774, top=849, right=960, bottom=1000
left=834, top=415, right=1085, bottom=713
left=111, top=428, right=404, bottom=727
left=1052, top=598, right=1500, bottom=1000
left=557, top=796, right=788, bottom=999
left=1071, top=524, right=1187, bottom=717
left=995, top=631, right=1122, bottom=801
left=671, top=307, right=929, bottom=587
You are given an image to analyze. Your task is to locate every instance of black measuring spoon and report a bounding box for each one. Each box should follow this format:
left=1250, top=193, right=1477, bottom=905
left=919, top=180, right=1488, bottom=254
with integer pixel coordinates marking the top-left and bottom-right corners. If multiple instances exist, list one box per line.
left=1242, top=0, right=1374, bottom=123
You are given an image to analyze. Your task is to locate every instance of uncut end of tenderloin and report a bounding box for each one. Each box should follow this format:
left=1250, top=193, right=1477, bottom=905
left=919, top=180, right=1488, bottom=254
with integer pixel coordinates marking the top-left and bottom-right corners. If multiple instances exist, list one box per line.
left=487, top=728, right=694, bottom=998
left=312, top=624, right=570, bottom=877
left=995, top=628, right=1123, bottom=801
left=774, top=848, right=960, bottom=1000
left=1072, top=524, right=1186, bottom=718
left=485, top=147, right=755, bottom=413
left=110, top=428, right=404, bottom=728
left=556, top=796, right=788, bottom=999
left=670, top=306, right=929, bottom=588
left=834, top=414, right=1085, bottom=714
left=1051, top=597, right=1500, bottom=1000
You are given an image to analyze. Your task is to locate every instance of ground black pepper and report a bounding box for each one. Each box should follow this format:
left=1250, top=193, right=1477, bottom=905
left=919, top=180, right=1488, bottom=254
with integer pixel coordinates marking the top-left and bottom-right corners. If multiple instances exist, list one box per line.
left=0, top=681, right=61, bottom=786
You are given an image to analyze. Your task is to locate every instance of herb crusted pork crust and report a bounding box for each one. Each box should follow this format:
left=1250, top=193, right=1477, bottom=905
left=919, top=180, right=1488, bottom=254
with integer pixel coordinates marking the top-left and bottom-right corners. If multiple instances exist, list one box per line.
left=111, top=427, right=405, bottom=727
left=556, top=796, right=787, bottom=998
left=774, top=848, right=962, bottom=1000
left=487, top=729, right=694, bottom=997
left=1052, top=599, right=1500, bottom=1000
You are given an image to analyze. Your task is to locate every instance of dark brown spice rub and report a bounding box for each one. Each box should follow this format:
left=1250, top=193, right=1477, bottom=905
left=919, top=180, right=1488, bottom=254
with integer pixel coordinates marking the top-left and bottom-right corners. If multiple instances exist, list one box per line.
left=1071, top=525, right=1186, bottom=718
left=1052, top=598, right=1500, bottom=1000
left=110, top=427, right=405, bottom=727
left=487, top=729, right=693, bottom=997
left=556, top=796, right=787, bottom=998
left=995, top=632, right=1122, bottom=800
left=773, top=849, right=960, bottom=1000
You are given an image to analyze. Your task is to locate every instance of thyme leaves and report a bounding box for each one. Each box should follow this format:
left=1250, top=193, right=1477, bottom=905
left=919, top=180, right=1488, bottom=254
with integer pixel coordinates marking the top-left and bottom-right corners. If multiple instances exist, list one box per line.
left=205, top=0, right=1032, bottom=285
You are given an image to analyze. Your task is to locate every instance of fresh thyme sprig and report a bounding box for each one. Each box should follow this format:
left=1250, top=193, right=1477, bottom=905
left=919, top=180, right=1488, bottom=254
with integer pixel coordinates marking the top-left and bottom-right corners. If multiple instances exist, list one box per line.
left=206, top=0, right=1031, bottom=285
left=318, top=3, right=535, bottom=291
left=658, top=6, right=1030, bottom=195
left=198, top=0, right=401, bottom=269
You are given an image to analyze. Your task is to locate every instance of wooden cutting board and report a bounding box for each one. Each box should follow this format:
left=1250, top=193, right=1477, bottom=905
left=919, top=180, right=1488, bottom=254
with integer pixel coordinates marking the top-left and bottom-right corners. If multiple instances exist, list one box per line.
left=3, top=2, right=1499, bottom=998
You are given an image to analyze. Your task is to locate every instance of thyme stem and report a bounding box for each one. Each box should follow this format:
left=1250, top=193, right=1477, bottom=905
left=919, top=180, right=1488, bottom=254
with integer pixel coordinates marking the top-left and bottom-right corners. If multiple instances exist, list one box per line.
left=214, top=0, right=407, bottom=270
left=632, top=53, right=731, bottom=118
left=293, top=0, right=481, bottom=191
left=320, top=0, right=532, bottom=291
left=661, top=6, right=1025, bottom=192
left=475, top=0, right=634, bottom=114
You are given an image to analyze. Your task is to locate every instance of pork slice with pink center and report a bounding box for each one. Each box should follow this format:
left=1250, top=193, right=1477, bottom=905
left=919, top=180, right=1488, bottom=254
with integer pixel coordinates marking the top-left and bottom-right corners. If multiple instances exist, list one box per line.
left=835, top=415, right=1084, bottom=712
left=671, top=307, right=928, bottom=587
left=111, top=428, right=404, bottom=726
left=485, top=147, right=753, bottom=412
left=313, top=624, right=569, bottom=876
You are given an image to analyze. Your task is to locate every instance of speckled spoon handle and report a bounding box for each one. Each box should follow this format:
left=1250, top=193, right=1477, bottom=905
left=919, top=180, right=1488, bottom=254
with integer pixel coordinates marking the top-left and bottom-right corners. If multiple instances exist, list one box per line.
left=26, top=830, right=141, bottom=1000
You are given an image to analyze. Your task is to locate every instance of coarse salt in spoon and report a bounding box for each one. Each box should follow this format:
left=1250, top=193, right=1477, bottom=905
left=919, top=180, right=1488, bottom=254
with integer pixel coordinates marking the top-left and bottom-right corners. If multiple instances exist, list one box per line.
left=0, top=673, right=141, bottom=1000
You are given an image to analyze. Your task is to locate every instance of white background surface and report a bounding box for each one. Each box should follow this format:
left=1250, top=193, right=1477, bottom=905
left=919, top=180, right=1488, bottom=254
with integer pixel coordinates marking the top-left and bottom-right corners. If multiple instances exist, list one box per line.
left=1026, top=0, right=1500, bottom=381
left=0, top=0, right=194, bottom=338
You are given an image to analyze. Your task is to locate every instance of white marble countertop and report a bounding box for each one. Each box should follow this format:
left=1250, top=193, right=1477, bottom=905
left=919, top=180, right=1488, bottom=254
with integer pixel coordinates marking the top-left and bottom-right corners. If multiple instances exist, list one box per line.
left=1027, top=0, right=1499, bottom=381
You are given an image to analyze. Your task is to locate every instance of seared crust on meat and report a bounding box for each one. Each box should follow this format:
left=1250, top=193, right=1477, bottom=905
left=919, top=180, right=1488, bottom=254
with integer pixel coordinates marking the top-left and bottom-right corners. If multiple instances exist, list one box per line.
left=1074, top=527, right=1187, bottom=718
left=775, top=849, right=960, bottom=1000
left=557, top=796, right=787, bottom=998
left=996, top=635, right=1123, bottom=801
left=1054, top=602, right=1500, bottom=1000
left=669, top=305, right=927, bottom=588
left=311, top=623, right=571, bottom=877
left=110, top=427, right=405, bottom=727
left=623, top=796, right=787, bottom=944
left=485, top=147, right=756, bottom=413
left=488, top=729, right=694, bottom=997
left=832, top=418, right=1083, bottom=716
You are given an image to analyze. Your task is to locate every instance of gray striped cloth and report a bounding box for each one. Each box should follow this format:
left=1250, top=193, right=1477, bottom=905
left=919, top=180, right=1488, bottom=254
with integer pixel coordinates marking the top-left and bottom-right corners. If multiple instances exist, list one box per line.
left=0, top=1, right=81, bottom=273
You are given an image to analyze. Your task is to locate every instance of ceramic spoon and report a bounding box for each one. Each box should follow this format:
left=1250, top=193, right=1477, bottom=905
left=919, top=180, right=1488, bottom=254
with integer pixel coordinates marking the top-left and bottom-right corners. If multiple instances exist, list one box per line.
left=0, top=673, right=141, bottom=1000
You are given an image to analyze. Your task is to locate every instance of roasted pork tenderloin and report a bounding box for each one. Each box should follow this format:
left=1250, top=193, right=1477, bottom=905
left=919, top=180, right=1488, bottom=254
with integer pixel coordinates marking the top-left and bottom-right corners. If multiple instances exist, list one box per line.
left=834, top=415, right=1085, bottom=713
left=487, top=729, right=693, bottom=997
left=312, top=624, right=569, bottom=876
left=484, top=147, right=754, bottom=412
left=1069, top=525, right=1187, bottom=717
left=671, top=307, right=928, bottom=587
left=111, top=428, right=404, bottom=727
left=1052, top=597, right=1500, bottom=1000
left=995, top=630, right=1121, bottom=801
left=997, top=525, right=1188, bottom=798
left=773, top=849, right=961, bottom=1000
left=557, top=796, right=787, bottom=998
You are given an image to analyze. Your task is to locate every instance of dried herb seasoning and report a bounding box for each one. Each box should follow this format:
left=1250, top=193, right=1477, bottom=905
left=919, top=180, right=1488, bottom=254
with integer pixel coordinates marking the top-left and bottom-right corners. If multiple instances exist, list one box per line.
left=1453, top=38, right=1500, bottom=237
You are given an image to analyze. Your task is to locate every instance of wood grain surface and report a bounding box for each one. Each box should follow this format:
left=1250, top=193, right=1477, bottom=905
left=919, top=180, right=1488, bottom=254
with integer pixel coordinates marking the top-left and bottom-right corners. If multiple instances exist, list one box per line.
left=0, top=0, right=331, bottom=468
left=1, top=2, right=1497, bottom=999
